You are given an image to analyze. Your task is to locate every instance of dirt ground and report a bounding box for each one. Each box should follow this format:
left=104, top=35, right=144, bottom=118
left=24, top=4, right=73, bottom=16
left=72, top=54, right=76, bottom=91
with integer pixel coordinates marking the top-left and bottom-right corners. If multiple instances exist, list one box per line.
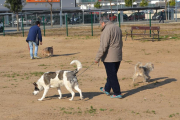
left=0, top=25, right=180, bottom=120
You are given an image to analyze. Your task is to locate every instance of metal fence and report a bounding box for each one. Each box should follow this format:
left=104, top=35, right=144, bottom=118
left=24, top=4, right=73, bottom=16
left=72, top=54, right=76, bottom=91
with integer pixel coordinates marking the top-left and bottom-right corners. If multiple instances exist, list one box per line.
left=0, top=8, right=180, bottom=37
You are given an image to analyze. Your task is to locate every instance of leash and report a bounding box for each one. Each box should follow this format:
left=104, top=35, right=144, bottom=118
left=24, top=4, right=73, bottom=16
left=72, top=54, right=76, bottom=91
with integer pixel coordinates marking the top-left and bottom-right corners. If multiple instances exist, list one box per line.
left=77, top=60, right=135, bottom=77
left=77, top=62, right=95, bottom=77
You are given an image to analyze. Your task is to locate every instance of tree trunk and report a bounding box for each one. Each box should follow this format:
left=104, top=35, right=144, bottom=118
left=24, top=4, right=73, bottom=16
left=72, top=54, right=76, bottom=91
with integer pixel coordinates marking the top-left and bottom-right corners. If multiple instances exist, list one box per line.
left=165, top=0, right=167, bottom=20
left=16, top=14, right=19, bottom=31
left=110, top=1, right=113, bottom=21
left=50, top=4, right=53, bottom=27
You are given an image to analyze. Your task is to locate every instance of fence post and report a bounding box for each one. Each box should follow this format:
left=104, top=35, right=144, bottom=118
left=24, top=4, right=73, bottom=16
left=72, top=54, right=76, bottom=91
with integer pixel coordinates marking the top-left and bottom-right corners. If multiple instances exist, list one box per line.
left=43, top=16, right=45, bottom=36
left=118, top=13, right=121, bottom=28
left=22, top=16, right=24, bottom=37
left=149, top=12, right=151, bottom=37
left=91, top=12, right=93, bottom=36
left=3, top=16, right=5, bottom=36
left=66, top=14, right=68, bottom=36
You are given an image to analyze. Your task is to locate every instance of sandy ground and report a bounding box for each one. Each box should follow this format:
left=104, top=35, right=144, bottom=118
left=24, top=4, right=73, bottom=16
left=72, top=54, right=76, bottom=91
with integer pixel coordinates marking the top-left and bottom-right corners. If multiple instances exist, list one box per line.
left=0, top=26, right=180, bottom=120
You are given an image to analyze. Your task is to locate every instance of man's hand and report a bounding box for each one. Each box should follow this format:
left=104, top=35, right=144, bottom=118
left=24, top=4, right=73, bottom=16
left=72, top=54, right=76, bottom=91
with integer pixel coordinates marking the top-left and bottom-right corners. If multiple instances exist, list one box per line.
left=40, top=42, right=42, bottom=45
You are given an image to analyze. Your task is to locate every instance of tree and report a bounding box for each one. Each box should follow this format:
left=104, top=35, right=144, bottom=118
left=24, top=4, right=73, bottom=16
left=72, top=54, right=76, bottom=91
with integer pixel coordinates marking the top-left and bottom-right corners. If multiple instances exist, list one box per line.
left=4, top=0, right=24, bottom=31
left=125, top=0, right=135, bottom=7
left=167, top=0, right=175, bottom=6
left=46, top=0, right=53, bottom=27
left=140, top=0, right=148, bottom=7
left=94, top=1, right=101, bottom=8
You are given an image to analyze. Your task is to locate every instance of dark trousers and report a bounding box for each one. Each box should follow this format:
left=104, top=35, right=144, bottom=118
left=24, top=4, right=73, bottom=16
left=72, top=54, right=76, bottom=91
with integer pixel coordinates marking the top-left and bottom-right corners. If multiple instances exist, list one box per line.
left=159, top=17, right=164, bottom=23
left=103, top=61, right=121, bottom=95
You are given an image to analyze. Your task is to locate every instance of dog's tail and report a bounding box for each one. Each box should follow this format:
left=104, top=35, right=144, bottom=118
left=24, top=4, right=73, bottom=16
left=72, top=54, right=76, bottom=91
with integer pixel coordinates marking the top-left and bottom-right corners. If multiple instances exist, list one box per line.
left=135, top=62, right=142, bottom=71
left=70, top=60, right=82, bottom=72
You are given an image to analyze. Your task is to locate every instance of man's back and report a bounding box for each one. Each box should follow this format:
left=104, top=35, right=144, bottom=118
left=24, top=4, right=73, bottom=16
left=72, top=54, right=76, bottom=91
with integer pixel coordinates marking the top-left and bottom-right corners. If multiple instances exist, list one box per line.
left=98, top=21, right=123, bottom=62
left=26, top=25, right=42, bottom=45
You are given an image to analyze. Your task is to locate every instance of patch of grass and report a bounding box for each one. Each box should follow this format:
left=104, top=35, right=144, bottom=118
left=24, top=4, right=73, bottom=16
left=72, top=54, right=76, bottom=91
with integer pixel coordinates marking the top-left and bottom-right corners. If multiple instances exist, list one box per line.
left=133, top=83, right=139, bottom=87
left=30, top=72, right=44, bottom=77
left=60, top=107, right=66, bottom=111
left=131, top=111, right=135, bottom=113
left=77, top=111, right=82, bottom=114
left=169, top=114, right=175, bottom=118
left=86, top=106, right=96, bottom=114
left=141, top=40, right=149, bottom=42
left=3, top=86, right=8, bottom=88
left=172, top=36, right=179, bottom=39
left=131, top=110, right=140, bottom=115
left=169, top=113, right=179, bottom=118
left=145, top=109, right=156, bottom=114
left=122, top=77, right=126, bottom=80
left=164, top=35, right=169, bottom=39
left=152, top=110, right=156, bottom=114
left=124, top=60, right=133, bottom=63
left=3, top=72, right=21, bottom=78
left=38, top=64, right=50, bottom=66
left=141, top=49, right=151, bottom=55
left=99, top=108, right=107, bottom=111
left=63, top=111, right=72, bottom=114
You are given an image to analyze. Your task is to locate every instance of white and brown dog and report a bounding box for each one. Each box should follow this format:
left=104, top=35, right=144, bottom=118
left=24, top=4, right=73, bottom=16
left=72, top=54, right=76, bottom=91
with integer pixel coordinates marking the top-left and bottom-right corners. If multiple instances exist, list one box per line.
left=132, top=62, right=154, bottom=84
left=33, top=60, right=83, bottom=101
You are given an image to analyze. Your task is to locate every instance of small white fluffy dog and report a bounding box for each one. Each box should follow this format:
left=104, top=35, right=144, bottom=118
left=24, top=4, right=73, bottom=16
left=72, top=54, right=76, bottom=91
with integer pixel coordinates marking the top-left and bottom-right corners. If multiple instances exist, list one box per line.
left=132, top=62, right=154, bottom=84
left=33, top=60, right=83, bottom=101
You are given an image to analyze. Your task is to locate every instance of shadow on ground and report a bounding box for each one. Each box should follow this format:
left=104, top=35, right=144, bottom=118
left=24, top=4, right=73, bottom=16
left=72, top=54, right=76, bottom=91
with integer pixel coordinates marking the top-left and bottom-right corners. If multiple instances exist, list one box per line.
left=122, top=77, right=176, bottom=98
left=46, top=92, right=103, bottom=101
left=42, top=52, right=80, bottom=58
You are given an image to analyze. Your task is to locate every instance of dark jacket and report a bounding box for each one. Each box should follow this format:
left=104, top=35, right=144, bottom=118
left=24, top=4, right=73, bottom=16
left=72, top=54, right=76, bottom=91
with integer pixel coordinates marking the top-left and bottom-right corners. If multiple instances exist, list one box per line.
left=95, top=21, right=123, bottom=62
left=26, top=25, right=42, bottom=45
left=160, top=11, right=164, bottom=17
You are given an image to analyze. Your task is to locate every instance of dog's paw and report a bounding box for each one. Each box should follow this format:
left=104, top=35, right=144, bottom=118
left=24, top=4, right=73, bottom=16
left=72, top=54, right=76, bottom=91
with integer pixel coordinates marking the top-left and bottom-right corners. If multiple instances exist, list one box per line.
left=58, top=97, right=62, bottom=99
left=69, top=98, right=73, bottom=101
left=143, top=82, right=149, bottom=84
left=80, top=96, right=84, bottom=100
left=38, top=99, right=43, bottom=101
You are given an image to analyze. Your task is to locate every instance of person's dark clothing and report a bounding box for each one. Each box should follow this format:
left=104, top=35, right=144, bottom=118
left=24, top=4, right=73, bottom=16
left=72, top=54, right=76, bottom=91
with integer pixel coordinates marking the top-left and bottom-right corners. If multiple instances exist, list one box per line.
left=26, top=25, right=42, bottom=45
left=103, top=61, right=121, bottom=95
left=159, top=11, right=164, bottom=23
left=72, top=14, right=74, bottom=25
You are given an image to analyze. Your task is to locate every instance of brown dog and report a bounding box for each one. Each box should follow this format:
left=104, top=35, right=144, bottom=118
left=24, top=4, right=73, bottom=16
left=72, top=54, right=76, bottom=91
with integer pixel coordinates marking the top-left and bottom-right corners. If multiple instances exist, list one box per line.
left=42, top=46, right=53, bottom=57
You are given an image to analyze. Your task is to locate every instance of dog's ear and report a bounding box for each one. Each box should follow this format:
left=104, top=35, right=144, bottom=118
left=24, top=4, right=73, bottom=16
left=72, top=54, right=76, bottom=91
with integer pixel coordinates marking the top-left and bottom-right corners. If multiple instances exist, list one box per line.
left=33, top=82, right=37, bottom=86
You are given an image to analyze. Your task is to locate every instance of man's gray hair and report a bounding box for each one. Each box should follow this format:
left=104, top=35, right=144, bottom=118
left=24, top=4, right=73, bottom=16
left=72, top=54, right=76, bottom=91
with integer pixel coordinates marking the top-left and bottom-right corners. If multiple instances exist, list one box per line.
left=100, top=16, right=110, bottom=24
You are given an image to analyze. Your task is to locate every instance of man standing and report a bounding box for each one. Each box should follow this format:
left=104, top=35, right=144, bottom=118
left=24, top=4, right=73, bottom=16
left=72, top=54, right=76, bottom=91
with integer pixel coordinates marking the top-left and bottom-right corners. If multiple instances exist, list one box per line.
left=72, top=13, right=75, bottom=25
left=95, top=17, right=123, bottom=99
left=159, top=10, right=164, bottom=23
left=26, top=21, right=42, bottom=59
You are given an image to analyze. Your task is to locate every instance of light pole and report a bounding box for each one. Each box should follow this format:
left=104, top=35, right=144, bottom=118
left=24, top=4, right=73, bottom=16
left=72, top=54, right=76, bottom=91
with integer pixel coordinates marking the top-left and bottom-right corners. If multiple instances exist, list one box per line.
left=60, top=0, right=62, bottom=27
left=168, top=0, right=169, bottom=20
left=121, top=0, right=122, bottom=8
left=175, top=0, right=177, bottom=22
left=117, top=0, right=118, bottom=23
